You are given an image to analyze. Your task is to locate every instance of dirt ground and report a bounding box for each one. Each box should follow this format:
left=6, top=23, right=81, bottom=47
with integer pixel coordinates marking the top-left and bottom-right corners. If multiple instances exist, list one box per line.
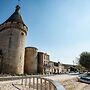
left=45, top=75, right=90, bottom=90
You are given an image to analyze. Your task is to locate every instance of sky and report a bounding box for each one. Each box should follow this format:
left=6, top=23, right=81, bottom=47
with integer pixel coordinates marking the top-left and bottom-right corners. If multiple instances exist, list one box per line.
left=0, top=0, right=90, bottom=64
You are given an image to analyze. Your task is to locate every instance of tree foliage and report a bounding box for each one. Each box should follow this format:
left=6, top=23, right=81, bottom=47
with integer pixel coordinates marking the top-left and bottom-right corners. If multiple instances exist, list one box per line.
left=79, top=52, right=90, bottom=71
left=76, top=64, right=85, bottom=73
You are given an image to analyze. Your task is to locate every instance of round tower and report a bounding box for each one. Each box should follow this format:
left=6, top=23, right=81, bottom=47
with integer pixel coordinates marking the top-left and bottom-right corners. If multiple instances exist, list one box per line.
left=24, top=47, right=38, bottom=74
left=0, top=5, right=28, bottom=74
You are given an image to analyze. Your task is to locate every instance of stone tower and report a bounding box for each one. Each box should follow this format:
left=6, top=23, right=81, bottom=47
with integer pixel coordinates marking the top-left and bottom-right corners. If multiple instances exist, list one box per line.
left=24, top=47, right=38, bottom=74
left=0, top=5, right=27, bottom=74
left=38, top=52, right=50, bottom=74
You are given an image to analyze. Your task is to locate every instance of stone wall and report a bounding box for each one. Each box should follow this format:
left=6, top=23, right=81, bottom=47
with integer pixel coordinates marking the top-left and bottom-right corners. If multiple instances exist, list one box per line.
left=38, top=52, right=50, bottom=74
left=0, top=23, right=27, bottom=74
left=38, top=52, right=44, bottom=74
left=24, top=47, right=38, bottom=74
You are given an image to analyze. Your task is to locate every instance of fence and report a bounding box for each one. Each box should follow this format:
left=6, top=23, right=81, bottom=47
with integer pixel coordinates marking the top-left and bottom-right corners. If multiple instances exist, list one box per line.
left=0, top=75, right=65, bottom=90
left=19, top=75, right=65, bottom=90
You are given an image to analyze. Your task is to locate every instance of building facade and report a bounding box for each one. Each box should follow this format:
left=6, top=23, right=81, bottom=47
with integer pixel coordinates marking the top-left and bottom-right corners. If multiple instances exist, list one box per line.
left=38, top=52, right=50, bottom=74
left=49, top=61, right=63, bottom=74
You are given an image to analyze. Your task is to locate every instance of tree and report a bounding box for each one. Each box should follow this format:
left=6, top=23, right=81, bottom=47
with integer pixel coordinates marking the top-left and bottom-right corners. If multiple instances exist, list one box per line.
left=76, top=64, right=85, bottom=73
left=79, top=52, right=90, bottom=71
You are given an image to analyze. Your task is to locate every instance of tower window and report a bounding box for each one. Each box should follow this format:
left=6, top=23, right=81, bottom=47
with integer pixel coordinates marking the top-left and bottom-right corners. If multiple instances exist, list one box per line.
left=21, top=32, right=24, bottom=35
left=0, top=50, right=2, bottom=55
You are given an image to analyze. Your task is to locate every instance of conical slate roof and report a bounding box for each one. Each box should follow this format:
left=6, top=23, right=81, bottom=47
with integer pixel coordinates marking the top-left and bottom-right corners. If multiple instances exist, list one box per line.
left=1, top=5, right=26, bottom=26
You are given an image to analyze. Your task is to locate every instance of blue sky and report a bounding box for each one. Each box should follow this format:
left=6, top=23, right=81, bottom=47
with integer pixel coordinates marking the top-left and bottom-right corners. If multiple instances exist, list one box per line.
left=0, top=0, right=90, bottom=64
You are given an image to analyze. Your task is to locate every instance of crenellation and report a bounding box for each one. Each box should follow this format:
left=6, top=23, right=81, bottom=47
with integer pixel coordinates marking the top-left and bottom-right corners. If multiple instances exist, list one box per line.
left=0, top=22, right=27, bottom=34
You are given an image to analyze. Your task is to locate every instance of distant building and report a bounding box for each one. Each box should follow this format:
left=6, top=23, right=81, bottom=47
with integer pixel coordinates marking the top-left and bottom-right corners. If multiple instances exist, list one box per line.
left=48, top=61, right=54, bottom=74
left=49, top=61, right=63, bottom=74
left=61, top=64, right=77, bottom=73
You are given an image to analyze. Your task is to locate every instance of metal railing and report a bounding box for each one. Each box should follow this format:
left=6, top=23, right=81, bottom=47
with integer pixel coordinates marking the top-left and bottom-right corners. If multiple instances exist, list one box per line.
left=19, top=76, right=65, bottom=90
left=0, top=75, right=65, bottom=90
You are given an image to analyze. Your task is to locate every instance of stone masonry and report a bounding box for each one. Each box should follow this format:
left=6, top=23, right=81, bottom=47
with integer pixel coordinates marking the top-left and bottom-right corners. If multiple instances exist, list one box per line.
left=0, top=5, right=27, bottom=74
left=24, top=47, right=38, bottom=74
